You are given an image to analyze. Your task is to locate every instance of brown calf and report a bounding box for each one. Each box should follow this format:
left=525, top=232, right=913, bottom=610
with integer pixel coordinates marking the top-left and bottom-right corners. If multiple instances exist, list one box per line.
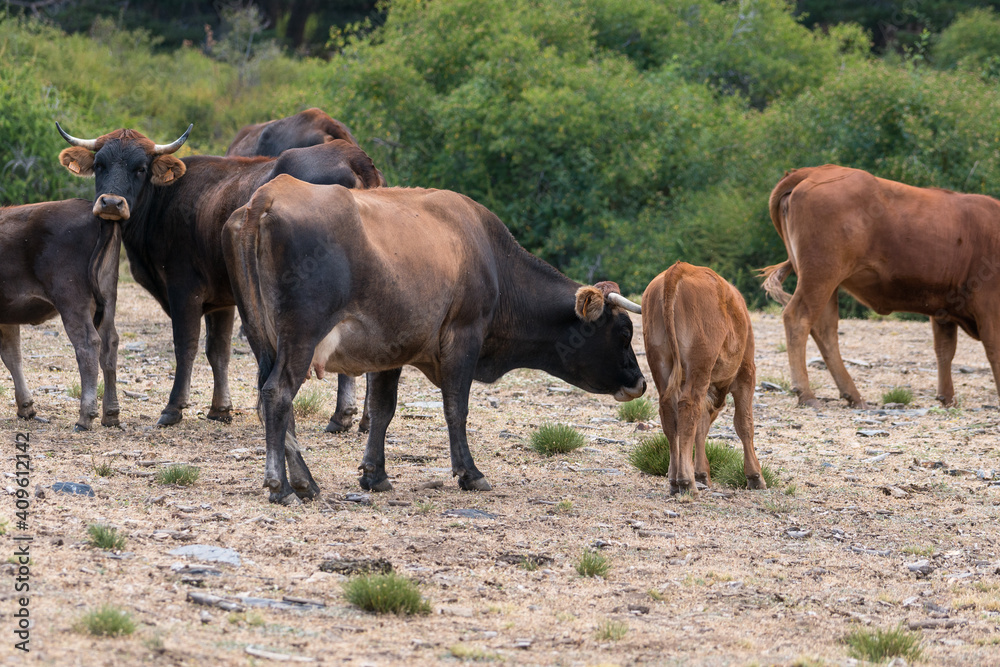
left=642, top=262, right=765, bottom=495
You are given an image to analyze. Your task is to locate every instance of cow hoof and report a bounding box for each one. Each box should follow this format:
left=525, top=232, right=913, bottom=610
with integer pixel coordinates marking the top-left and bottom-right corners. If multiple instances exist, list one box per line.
left=797, top=398, right=822, bottom=409
left=359, top=472, right=392, bottom=492
left=207, top=409, right=232, bottom=424
left=102, top=417, right=121, bottom=428
left=746, top=474, right=767, bottom=490
left=458, top=476, right=492, bottom=492
left=73, top=422, right=92, bottom=432
left=17, top=403, right=36, bottom=420
left=292, top=481, right=321, bottom=500
left=670, top=480, right=697, bottom=497
left=848, top=400, right=870, bottom=409
left=358, top=416, right=370, bottom=433
left=694, top=472, right=711, bottom=488
left=157, top=411, right=183, bottom=427
left=325, top=416, right=352, bottom=433
left=270, top=490, right=302, bottom=505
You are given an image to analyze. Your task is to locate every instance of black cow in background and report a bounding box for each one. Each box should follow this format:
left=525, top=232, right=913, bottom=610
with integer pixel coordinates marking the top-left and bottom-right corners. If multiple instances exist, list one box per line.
left=56, top=122, right=384, bottom=427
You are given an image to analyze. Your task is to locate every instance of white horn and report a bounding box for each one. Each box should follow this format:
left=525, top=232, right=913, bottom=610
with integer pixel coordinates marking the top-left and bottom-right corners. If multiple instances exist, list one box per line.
left=153, top=124, right=193, bottom=154
left=608, top=292, right=642, bottom=314
left=55, top=122, right=98, bottom=150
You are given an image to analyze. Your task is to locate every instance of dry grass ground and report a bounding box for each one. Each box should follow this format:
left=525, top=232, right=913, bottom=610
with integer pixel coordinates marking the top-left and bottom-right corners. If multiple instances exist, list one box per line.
left=1, top=283, right=999, bottom=666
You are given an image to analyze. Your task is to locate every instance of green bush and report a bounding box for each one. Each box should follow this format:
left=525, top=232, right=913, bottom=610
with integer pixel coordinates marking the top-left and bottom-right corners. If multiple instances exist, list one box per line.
left=617, top=398, right=655, bottom=422
left=74, top=605, right=136, bottom=637
left=530, top=423, right=585, bottom=456
left=576, top=548, right=610, bottom=578
left=629, top=435, right=778, bottom=489
left=343, top=573, right=431, bottom=615
left=935, top=8, right=1000, bottom=78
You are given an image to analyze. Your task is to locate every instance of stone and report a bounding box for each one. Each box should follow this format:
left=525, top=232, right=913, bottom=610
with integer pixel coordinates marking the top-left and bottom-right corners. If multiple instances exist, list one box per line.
left=51, top=482, right=95, bottom=497
left=442, top=508, right=496, bottom=519
left=169, top=544, right=241, bottom=566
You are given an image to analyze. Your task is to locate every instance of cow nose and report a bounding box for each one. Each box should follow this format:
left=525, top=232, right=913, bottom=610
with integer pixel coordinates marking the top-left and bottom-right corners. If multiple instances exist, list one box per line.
left=93, top=194, right=130, bottom=221
left=614, top=377, right=647, bottom=402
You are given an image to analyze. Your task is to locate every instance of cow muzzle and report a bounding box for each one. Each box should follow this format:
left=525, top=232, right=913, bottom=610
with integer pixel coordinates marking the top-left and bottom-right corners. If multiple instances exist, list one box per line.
left=613, top=377, right=647, bottom=402
left=93, top=194, right=130, bottom=221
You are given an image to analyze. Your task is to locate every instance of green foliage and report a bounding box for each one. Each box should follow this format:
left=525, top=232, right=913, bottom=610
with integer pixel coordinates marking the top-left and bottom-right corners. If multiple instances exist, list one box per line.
left=343, top=573, right=431, bottom=615
left=156, top=464, right=200, bottom=486
left=843, top=624, right=923, bottom=664
left=617, top=397, right=655, bottom=422
left=629, top=435, right=778, bottom=488
left=86, top=524, right=127, bottom=551
left=575, top=548, right=610, bottom=578
left=293, top=386, right=325, bottom=417
left=530, top=423, right=585, bottom=456
left=595, top=619, right=628, bottom=641
left=882, top=386, right=914, bottom=406
left=935, top=8, right=1000, bottom=78
left=74, top=605, right=136, bottom=637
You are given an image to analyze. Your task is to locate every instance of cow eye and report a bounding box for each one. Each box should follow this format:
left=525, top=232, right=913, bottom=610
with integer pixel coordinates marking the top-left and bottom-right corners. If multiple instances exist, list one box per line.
left=94, top=163, right=104, bottom=173
left=136, top=166, right=146, bottom=175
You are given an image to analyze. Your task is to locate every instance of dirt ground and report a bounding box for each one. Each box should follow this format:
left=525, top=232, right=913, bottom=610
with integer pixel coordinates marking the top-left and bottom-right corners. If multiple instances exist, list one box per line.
left=1, top=280, right=999, bottom=667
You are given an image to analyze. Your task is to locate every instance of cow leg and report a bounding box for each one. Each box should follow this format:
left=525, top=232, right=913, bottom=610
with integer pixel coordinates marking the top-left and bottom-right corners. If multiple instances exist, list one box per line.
left=932, top=318, right=958, bottom=406
left=325, top=373, right=357, bottom=433
left=284, top=412, right=320, bottom=500
left=672, top=375, right=711, bottom=496
left=159, top=298, right=203, bottom=426
left=97, top=302, right=121, bottom=427
left=0, top=326, right=34, bottom=420
left=358, top=368, right=402, bottom=492
left=205, top=308, right=235, bottom=423
left=693, top=404, right=713, bottom=489
left=358, top=374, right=372, bottom=433
left=59, top=310, right=102, bottom=431
left=732, top=366, right=765, bottom=489
left=657, top=395, right=682, bottom=495
left=261, top=348, right=314, bottom=505
left=783, top=282, right=838, bottom=407
left=810, top=292, right=867, bottom=408
left=442, top=361, right=489, bottom=492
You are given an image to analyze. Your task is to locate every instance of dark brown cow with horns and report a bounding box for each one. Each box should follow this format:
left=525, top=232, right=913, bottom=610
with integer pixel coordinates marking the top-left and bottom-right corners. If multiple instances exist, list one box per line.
left=56, top=122, right=384, bottom=426
left=643, top=262, right=764, bottom=495
left=0, top=199, right=121, bottom=430
left=760, top=164, right=1000, bottom=408
left=223, top=176, right=646, bottom=504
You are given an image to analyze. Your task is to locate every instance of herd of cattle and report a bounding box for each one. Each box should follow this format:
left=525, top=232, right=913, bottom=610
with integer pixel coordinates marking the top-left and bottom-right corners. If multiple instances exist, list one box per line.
left=3, top=108, right=999, bottom=503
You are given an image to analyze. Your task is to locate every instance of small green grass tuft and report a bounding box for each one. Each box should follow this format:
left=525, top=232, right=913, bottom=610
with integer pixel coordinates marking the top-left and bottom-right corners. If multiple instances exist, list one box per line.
left=449, top=643, right=500, bottom=661
left=617, top=397, right=655, bottom=422
left=576, top=548, right=610, bottom=578
left=293, top=385, right=325, bottom=417
left=555, top=499, right=573, bottom=513
left=92, top=454, right=116, bottom=478
left=415, top=500, right=437, bottom=515
left=530, top=423, right=585, bottom=456
left=519, top=557, right=539, bottom=572
left=595, top=619, right=628, bottom=641
left=343, top=572, right=431, bottom=615
left=629, top=437, right=778, bottom=489
left=156, top=464, right=200, bottom=486
left=87, top=524, right=126, bottom=551
left=74, top=605, right=135, bottom=637
left=67, top=382, right=82, bottom=399
left=882, top=386, right=913, bottom=406
left=843, top=625, right=923, bottom=664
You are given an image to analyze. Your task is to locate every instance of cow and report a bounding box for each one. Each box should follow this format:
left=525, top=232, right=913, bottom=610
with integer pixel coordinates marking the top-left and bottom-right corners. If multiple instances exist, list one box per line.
left=225, top=108, right=358, bottom=158
left=226, top=109, right=375, bottom=435
left=0, top=199, right=121, bottom=430
left=56, top=122, right=385, bottom=427
left=223, top=176, right=647, bottom=504
left=760, top=164, right=1000, bottom=408
left=642, top=262, right=764, bottom=495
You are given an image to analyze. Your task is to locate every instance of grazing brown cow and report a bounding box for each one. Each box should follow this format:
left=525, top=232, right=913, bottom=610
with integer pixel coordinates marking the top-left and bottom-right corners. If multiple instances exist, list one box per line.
left=225, top=108, right=358, bottom=158
left=760, top=164, right=1000, bottom=408
left=642, top=262, right=764, bottom=495
left=223, top=177, right=646, bottom=503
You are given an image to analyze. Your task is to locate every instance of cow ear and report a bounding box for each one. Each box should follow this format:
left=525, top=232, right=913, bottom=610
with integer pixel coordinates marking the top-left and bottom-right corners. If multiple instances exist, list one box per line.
left=59, top=147, right=95, bottom=177
left=151, top=155, right=186, bottom=186
left=575, top=285, right=606, bottom=322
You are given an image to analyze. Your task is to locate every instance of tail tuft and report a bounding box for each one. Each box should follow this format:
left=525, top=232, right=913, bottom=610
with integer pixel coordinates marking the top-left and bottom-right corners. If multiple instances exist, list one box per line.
left=757, top=262, right=793, bottom=306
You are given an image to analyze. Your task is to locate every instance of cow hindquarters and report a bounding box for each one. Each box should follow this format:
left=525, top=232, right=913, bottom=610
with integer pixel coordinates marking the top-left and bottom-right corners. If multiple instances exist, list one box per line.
left=260, top=346, right=315, bottom=504
left=0, top=326, right=34, bottom=420
left=359, top=368, right=402, bottom=492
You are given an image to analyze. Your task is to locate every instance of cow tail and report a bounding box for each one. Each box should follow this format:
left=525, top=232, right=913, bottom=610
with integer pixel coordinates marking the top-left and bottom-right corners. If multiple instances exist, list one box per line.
left=87, top=219, right=122, bottom=329
left=663, top=277, right=683, bottom=397
left=758, top=261, right=793, bottom=306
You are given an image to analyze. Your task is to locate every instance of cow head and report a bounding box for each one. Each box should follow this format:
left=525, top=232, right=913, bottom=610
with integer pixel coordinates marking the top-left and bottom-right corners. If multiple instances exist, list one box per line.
left=56, top=123, right=192, bottom=221
left=556, top=281, right=646, bottom=401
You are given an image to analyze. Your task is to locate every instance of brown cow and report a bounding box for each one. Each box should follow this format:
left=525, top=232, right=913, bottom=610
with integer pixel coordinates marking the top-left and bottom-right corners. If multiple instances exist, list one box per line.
left=760, top=164, right=1000, bottom=408
left=0, top=199, right=121, bottom=430
left=225, top=108, right=358, bottom=158
left=642, top=262, right=764, bottom=495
